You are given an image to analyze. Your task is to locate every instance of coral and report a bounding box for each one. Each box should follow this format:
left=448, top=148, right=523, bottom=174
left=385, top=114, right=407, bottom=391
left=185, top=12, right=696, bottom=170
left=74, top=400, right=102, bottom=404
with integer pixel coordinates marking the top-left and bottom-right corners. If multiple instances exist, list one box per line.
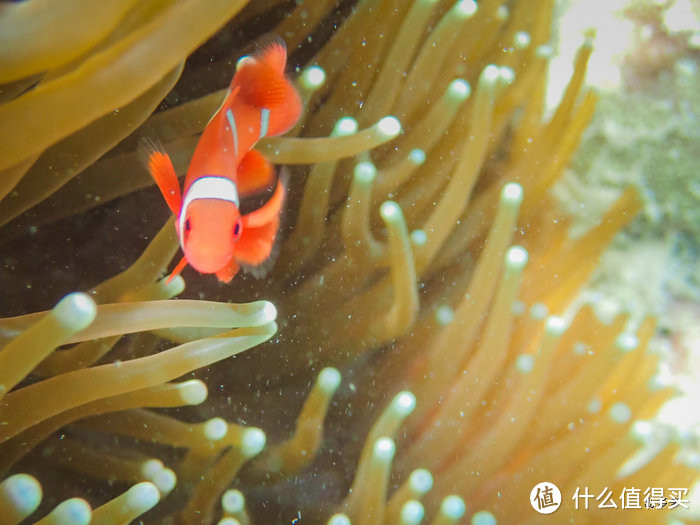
left=552, top=1, right=700, bottom=439
left=1, top=0, right=697, bottom=524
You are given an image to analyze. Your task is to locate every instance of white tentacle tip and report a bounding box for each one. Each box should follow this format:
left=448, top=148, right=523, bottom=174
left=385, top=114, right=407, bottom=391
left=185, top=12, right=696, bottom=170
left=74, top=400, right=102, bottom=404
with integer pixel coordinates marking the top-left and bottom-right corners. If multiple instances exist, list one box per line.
left=456, top=0, right=478, bottom=17
left=514, top=31, right=531, bottom=49
left=354, top=161, right=377, bottom=183
left=545, top=316, right=567, bottom=337
left=392, top=391, right=416, bottom=416
left=218, top=518, right=242, bottom=525
left=179, top=379, right=208, bottom=405
left=400, top=500, right=425, bottom=524
left=301, top=65, right=326, bottom=89
left=241, top=428, right=266, bottom=457
left=410, top=229, right=427, bottom=246
left=471, top=510, right=497, bottom=525
left=380, top=201, right=402, bottom=223
left=204, top=417, right=228, bottom=441
left=221, top=489, right=245, bottom=513
left=327, top=514, right=351, bottom=525
left=140, top=459, right=164, bottom=480
left=609, top=402, right=632, bottom=424
left=54, top=292, right=97, bottom=332
left=481, top=64, right=501, bottom=85
left=373, top=437, right=396, bottom=462
left=1, top=473, right=42, bottom=516
left=262, top=301, right=278, bottom=322
left=448, top=79, right=471, bottom=100
left=378, top=116, right=402, bottom=137
left=152, top=468, right=176, bottom=496
left=334, top=117, right=359, bottom=136
left=409, top=468, right=434, bottom=494
left=125, top=482, right=160, bottom=513
left=501, top=182, right=523, bottom=206
left=318, top=367, right=342, bottom=393
left=440, top=495, right=466, bottom=518
left=506, top=245, right=528, bottom=269
left=408, top=149, right=426, bottom=165
left=49, top=498, right=92, bottom=525
left=499, top=66, right=515, bottom=85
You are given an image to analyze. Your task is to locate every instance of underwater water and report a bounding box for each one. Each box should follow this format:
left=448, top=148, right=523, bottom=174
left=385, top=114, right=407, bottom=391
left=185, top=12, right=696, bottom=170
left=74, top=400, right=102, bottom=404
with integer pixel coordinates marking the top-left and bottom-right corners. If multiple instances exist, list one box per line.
left=1, top=0, right=699, bottom=524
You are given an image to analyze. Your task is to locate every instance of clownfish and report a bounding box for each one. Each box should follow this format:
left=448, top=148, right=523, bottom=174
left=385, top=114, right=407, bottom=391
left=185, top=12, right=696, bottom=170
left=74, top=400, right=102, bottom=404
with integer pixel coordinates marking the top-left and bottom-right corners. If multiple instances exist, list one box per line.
left=146, top=40, right=302, bottom=283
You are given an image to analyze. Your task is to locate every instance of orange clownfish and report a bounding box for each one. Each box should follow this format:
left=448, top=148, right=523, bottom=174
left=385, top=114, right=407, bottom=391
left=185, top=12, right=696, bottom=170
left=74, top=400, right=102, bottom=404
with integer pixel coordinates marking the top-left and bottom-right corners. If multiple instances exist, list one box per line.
left=146, top=40, right=302, bottom=283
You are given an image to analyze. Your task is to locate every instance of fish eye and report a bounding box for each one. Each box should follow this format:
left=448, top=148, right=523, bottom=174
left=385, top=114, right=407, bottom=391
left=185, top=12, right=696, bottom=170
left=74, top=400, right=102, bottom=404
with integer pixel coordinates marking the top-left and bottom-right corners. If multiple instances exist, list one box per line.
left=184, top=219, right=191, bottom=232
left=232, top=219, right=242, bottom=240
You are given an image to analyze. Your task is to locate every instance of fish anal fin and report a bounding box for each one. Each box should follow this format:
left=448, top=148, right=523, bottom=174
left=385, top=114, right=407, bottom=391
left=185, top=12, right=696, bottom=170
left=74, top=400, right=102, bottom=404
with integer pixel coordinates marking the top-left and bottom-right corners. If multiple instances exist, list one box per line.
left=215, top=258, right=240, bottom=283
left=235, top=217, right=280, bottom=277
left=166, top=255, right=188, bottom=284
left=238, top=150, right=274, bottom=196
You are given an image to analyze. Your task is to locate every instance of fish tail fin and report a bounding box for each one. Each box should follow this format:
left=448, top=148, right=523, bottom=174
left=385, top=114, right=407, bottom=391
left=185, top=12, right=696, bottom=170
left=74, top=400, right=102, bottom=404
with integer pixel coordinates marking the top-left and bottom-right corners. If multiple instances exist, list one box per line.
left=231, top=39, right=302, bottom=136
left=141, top=139, right=182, bottom=215
left=237, top=149, right=274, bottom=197
left=252, top=35, right=288, bottom=75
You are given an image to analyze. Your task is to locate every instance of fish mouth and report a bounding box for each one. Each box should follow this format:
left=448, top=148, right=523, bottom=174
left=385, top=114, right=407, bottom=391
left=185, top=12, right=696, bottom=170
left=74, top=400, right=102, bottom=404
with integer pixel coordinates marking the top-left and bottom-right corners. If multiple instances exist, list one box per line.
left=186, top=251, right=233, bottom=274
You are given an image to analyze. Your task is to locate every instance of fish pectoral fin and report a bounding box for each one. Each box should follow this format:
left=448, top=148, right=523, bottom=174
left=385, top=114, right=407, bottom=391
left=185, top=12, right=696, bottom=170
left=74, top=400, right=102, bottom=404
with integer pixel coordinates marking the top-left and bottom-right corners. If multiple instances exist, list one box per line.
left=236, top=171, right=286, bottom=277
left=241, top=172, right=285, bottom=229
left=166, top=255, right=189, bottom=284
left=237, top=149, right=274, bottom=197
left=215, top=258, right=240, bottom=283
left=145, top=147, right=182, bottom=216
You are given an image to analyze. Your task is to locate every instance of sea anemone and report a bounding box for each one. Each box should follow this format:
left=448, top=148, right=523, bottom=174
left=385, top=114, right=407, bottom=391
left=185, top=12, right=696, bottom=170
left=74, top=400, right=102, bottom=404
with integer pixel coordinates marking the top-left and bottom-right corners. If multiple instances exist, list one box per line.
left=1, top=0, right=697, bottom=523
